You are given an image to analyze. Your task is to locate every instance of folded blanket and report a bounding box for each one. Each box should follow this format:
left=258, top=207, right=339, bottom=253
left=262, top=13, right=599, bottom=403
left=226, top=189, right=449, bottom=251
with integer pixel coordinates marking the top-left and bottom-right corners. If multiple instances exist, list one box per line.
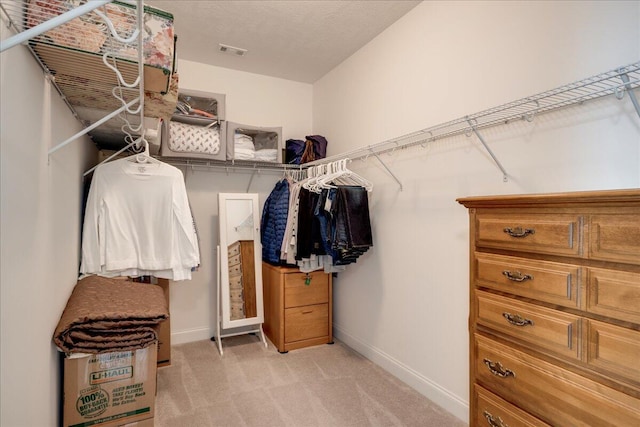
left=254, top=149, right=278, bottom=162
left=234, top=148, right=256, bottom=160
left=53, top=276, right=169, bottom=354
left=234, top=134, right=256, bottom=151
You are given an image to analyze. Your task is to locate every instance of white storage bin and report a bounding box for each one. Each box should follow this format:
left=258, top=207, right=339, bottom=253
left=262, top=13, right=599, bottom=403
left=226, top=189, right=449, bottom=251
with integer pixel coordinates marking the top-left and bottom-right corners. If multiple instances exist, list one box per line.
left=226, top=121, right=282, bottom=163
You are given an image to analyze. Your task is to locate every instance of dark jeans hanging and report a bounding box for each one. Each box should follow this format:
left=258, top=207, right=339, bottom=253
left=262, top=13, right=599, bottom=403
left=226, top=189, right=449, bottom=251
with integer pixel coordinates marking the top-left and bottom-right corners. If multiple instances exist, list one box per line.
left=295, top=188, right=325, bottom=260
left=331, top=185, right=373, bottom=265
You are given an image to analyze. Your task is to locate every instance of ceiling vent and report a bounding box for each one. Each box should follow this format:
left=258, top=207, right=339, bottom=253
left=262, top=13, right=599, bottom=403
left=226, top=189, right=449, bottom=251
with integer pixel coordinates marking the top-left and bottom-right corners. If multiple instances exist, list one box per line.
left=218, top=44, right=247, bottom=57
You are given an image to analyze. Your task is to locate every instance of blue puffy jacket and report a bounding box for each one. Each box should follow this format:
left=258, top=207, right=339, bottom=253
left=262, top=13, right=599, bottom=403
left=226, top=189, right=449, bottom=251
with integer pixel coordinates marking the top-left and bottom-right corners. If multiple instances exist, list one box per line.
left=260, top=179, right=290, bottom=264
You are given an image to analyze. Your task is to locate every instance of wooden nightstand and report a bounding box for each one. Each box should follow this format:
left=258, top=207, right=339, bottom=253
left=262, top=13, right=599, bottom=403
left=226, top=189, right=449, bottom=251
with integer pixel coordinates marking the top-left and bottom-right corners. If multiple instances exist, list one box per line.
left=262, top=263, right=333, bottom=353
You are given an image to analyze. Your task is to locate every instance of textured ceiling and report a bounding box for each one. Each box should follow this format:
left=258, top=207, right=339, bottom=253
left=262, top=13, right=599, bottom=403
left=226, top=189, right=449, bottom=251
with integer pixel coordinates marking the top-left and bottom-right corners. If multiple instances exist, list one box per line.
left=145, top=1, right=421, bottom=83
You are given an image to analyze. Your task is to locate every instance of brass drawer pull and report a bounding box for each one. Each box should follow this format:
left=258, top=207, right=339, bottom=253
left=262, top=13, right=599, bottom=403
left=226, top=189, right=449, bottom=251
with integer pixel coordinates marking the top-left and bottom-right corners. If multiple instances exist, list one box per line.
left=483, top=411, right=508, bottom=427
left=483, top=358, right=516, bottom=378
left=502, top=270, right=533, bottom=282
left=502, top=312, right=534, bottom=327
left=503, top=227, right=535, bottom=238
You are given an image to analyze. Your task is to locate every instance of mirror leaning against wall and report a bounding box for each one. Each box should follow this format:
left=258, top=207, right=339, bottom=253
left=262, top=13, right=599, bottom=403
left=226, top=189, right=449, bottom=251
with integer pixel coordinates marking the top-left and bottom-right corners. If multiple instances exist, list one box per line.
left=213, top=193, right=267, bottom=355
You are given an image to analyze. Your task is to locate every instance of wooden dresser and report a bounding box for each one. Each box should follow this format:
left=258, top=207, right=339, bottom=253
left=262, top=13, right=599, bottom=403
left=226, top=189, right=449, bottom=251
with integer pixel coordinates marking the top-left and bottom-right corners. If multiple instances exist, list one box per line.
left=262, top=263, right=333, bottom=353
left=228, top=240, right=256, bottom=320
left=458, top=189, right=640, bottom=427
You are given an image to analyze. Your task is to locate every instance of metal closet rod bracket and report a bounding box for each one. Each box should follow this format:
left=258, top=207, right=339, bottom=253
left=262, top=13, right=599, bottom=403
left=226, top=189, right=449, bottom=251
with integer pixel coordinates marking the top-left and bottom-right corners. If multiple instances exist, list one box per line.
left=246, top=166, right=259, bottom=192
left=465, top=118, right=509, bottom=182
left=618, top=69, right=640, bottom=118
left=369, top=148, right=404, bottom=191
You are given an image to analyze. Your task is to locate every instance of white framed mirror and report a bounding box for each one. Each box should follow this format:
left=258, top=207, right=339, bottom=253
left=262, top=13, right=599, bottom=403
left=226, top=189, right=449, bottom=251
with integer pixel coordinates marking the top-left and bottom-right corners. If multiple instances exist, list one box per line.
left=217, top=193, right=265, bottom=331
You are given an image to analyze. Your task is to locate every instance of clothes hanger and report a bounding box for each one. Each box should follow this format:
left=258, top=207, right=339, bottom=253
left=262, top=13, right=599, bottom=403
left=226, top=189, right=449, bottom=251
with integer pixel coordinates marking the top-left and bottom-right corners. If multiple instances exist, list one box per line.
left=125, top=136, right=161, bottom=165
left=324, top=159, right=374, bottom=192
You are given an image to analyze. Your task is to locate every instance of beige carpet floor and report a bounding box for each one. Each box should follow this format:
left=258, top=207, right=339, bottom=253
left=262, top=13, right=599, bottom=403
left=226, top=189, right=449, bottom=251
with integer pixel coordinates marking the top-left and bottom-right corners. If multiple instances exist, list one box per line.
left=155, top=335, right=466, bottom=426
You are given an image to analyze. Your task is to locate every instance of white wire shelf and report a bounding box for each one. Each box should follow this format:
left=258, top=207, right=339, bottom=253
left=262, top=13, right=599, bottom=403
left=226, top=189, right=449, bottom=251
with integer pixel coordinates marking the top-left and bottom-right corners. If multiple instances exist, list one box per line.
left=306, top=61, right=640, bottom=167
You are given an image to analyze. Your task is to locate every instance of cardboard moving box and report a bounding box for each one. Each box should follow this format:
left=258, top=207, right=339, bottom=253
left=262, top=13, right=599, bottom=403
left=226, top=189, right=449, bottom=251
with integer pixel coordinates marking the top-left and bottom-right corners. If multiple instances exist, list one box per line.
left=155, top=279, right=171, bottom=367
left=63, top=343, right=157, bottom=427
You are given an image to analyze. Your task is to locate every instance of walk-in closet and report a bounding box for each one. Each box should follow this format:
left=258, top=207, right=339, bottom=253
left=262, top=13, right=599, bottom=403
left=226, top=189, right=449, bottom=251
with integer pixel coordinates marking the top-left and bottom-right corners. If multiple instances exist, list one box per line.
left=1, top=1, right=639, bottom=426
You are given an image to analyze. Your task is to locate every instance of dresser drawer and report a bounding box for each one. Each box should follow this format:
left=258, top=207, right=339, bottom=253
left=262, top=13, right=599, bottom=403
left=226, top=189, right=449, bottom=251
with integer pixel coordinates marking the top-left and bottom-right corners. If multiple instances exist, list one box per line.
left=229, top=288, right=244, bottom=301
left=228, top=243, right=240, bottom=257
left=475, top=213, right=583, bottom=257
left=587, top=319, right=640, bottom=385
left=474, top=384, right=550, bottom=427
left=284, top=271, right=329, bottom=308
left=229, top=274, right=242, bottom=289
left=475, top=252, right=581, bottom=309
left=587, top=268, right=640, bottom=324
left=228, top=263, right=242, bottom=277
left=228, top=253, right=241, bottom=267
left=589, top=214, right=640, bottom=264
left=475, top=334, right=640, bottom=426
left=284, top=303, right=329, bottom=343
left=476, top=290, right=581, bottom=359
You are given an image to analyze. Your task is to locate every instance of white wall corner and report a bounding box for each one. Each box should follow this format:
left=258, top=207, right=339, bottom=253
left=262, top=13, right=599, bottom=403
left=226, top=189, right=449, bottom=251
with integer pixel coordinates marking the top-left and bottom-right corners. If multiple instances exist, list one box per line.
left=333, top=324, right=469, bottom=424
left=170, top=327, right=214, bottom=346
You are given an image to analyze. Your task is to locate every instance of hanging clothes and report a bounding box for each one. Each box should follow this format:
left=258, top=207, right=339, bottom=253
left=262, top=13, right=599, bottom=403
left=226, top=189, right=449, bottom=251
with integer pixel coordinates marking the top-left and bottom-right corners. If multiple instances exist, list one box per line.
left=295, top=187, right=325, bottom=261
left=331, top=185, right=373, bottom=265
left=260, top=178, right=290, bottom=264
left=80, top=157, right=200, bottom=280
left=280, top=179, right=303, bottom=265
left=268, top=161, right=374, bottom=272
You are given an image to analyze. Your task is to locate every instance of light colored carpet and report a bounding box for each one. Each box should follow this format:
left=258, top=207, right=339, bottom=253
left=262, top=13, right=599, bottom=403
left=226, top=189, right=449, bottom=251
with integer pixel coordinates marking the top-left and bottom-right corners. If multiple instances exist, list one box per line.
left=155, top=335, right=466, bottom=426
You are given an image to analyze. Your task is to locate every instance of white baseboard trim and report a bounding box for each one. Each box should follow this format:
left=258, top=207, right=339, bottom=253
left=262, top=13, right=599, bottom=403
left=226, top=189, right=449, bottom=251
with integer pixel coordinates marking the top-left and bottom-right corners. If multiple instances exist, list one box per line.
left=171, top=327, right=212, bottom=345
left=333, top=324, right=469, bottom=424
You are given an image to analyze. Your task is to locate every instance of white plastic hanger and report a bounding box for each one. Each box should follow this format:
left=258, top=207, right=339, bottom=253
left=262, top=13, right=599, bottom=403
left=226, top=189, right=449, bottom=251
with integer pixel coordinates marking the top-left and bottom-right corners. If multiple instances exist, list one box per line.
left=315, top=159, right=373, bottom=192
left=129, top=137, right=160, bottom=164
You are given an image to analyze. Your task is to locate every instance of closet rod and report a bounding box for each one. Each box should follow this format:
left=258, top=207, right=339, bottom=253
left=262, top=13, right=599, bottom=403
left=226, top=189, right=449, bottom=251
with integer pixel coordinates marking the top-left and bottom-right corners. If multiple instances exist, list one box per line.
left=0, top=0, right=110, bottom=52
left=163, top=158, right=303, bottom=174
left=304, top=62, right=640, bottom=171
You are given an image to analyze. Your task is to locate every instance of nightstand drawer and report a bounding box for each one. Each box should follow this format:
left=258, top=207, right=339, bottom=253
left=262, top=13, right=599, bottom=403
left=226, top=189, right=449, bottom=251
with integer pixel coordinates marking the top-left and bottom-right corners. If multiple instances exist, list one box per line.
left=284, top=271, right=329, bottom=308
left=475, top=384, right=550, bottom=427
left=475, top=334, right=640, bottom=426
left=285, top=303, right=329, bottom=342
left=475, top=252, right=581, bottom=309
left=475, top=213, right=583, bottom=257
left=589, top=214, right=640, bottom=264
left=587, top=268, right=640, bottom=324
left=587, top=319, right=640, bottom=385
left=476, top=290, right=581, bottom=359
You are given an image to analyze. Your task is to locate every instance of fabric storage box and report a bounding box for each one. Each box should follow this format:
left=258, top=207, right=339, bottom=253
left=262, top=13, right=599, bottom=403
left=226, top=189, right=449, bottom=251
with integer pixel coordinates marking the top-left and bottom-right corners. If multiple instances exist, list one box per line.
left=173, top=89, right=226, bottom=122
left=160, top=90, right=227, bottom=160
left=160, top=119, right=227, bottom=161
left=226, top=122, right=282, bottom=163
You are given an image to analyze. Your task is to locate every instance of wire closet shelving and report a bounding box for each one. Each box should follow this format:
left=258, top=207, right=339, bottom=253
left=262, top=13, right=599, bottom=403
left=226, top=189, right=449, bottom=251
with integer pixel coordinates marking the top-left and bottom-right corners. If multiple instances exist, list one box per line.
left=0, top=0, right=169, bottom=164
left=303, top=62, right=640, bottom=188
left=167, top=62, right=640, bottom=188
left=1, top=2, right=638, bottom=185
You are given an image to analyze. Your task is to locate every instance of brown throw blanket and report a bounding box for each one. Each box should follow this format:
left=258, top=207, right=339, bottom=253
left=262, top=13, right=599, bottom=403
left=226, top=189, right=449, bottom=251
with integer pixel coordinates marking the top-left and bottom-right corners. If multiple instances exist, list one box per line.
left=53, top=276, right=169, bottom=354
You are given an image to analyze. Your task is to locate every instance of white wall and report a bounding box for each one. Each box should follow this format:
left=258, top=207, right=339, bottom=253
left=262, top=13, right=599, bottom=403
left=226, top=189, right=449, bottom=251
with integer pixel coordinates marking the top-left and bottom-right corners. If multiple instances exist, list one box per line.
left=313, top=1, right=640, bottom=423
left=0, top=25, right=98, bottom=427
left=165, top=60, right=311, bottom=344
left=177, top=59, right=313, bottom=141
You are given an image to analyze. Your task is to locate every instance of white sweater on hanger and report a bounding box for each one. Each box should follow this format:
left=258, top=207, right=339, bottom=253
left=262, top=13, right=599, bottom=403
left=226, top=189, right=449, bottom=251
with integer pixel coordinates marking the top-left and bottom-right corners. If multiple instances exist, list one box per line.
left=80, top=158, right=200, bottom=280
